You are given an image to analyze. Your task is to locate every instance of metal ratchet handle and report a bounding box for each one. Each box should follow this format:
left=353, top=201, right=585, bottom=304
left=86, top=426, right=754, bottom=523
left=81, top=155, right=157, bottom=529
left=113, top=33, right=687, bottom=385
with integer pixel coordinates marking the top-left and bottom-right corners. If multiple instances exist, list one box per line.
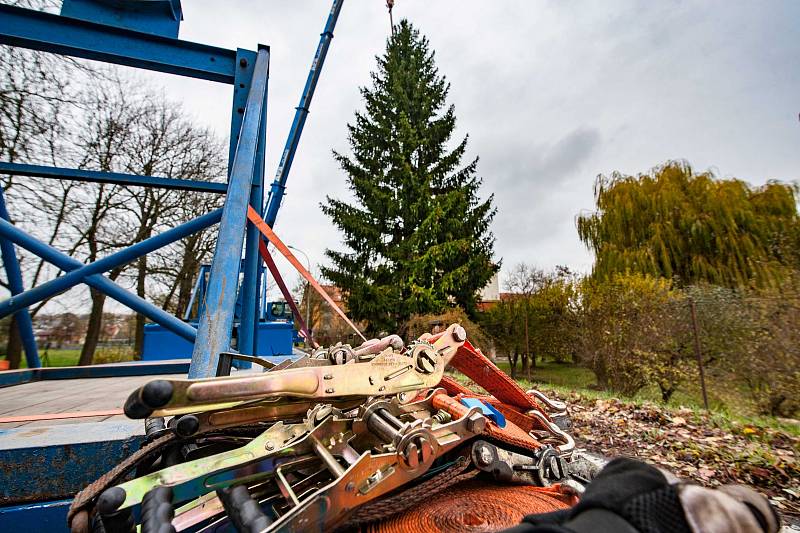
left=124, top=349, right=444, bottom=419
left=266, top=399, right=486, bottom=532
left=429, top=323, right=468, bottom=366
left=178, top=398, right=364, bottom=436
left=101, top=419, right=323, bottom=513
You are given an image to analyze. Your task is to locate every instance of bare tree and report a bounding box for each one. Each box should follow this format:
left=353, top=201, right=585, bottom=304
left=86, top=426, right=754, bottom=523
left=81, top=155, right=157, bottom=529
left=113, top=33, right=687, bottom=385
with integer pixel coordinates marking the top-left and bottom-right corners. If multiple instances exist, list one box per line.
left=0, top=43, right=82, bottom=367
left=505, top=263, right=546, bottom=378
left=112, top=92, right=226, bottom=354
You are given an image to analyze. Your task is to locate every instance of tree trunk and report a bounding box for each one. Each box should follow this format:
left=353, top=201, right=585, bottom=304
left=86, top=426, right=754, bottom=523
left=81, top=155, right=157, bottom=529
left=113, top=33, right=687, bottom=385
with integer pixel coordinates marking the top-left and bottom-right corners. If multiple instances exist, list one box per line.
left=133, top=255, right=146, bottom=356
left=6, top=316, right=22, bottom=369
left=79, top=287, right=106, bottom=366
left=509, top=349, right=518, bottom=379
left=660, top=385, right=675, bottom=403
left=521, top=353, right=530, bottom=381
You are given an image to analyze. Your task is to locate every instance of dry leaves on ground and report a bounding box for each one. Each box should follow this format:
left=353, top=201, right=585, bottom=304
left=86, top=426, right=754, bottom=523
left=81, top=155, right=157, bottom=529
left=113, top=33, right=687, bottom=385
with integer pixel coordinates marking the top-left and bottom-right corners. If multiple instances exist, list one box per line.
left=549, top=390, right=800, bottom=518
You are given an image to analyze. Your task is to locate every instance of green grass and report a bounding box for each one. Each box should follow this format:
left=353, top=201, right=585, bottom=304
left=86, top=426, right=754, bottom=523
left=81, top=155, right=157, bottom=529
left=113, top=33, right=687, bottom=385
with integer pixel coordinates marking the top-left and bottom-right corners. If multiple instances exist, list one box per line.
left=2, top=347, right=134, bottom=368
left=484, top=357, right=799, bottom=436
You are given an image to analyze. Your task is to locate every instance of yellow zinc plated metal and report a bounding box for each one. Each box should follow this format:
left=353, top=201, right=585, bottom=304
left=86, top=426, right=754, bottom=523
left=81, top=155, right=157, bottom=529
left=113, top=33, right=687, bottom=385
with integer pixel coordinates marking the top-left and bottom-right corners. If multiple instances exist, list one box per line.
left=147, top=324, right=467, bottom=417
left=266, top=400, right=485, bottom=532
left=113, top=418, right=343, bottom=510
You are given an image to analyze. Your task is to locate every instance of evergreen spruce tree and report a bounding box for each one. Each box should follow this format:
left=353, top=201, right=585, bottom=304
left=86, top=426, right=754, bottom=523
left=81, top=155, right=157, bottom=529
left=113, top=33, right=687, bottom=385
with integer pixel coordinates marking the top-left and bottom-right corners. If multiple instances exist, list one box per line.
left=322, top=20, right=498, bottom=334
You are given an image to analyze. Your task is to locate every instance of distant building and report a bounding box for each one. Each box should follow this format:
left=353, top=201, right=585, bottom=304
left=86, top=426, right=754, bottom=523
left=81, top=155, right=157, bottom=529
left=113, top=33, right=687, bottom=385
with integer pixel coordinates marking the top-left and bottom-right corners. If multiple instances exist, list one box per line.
left=477, top=273, right=501, bottom=311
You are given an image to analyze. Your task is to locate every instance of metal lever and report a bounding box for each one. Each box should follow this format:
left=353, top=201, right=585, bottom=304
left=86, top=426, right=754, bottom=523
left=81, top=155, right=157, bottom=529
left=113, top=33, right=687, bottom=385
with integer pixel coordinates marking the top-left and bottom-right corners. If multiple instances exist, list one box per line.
left=123, top=324, right=467, bottom=419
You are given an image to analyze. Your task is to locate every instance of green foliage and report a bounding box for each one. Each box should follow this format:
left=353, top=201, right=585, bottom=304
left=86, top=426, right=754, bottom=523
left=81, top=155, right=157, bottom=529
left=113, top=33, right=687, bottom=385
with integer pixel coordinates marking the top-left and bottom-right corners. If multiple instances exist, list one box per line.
left=322, top=20, right=497, bottom=334
left=577, top=161, right=800, bottom=288
left=481, top=266, right=578, bottom=378
left=577, top=273, right=690, bottom=399
left=405, top=307, right=493, bottom=352
left=721, top=277, right=800, bottom=417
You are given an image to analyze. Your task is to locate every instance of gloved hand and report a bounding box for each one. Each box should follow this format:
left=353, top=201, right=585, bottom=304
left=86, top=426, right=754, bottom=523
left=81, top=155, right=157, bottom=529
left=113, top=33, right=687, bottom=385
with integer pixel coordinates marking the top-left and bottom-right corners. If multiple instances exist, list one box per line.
left=500, top=457, right=780, bottom=533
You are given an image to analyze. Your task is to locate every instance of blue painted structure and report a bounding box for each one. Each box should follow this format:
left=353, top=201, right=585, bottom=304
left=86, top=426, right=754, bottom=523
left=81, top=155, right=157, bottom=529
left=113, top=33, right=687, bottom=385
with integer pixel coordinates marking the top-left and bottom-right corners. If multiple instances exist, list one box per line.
left=0, top=0, right=345, bottom=529
left=0, top=0, right=343, bottom=374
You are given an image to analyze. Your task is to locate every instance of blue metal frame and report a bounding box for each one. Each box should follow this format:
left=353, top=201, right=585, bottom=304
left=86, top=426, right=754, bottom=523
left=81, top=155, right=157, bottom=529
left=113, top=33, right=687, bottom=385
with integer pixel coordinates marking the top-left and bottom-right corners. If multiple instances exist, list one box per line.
left=0, top=360, right=191, bottom=388
left=0, top=3, right=238, bottom=83
left=0, top=214, right=199, bottom=341
left=0, top=209, right=222, bottom=321
left=188, top=48, right=270, bottom=378
left=0, top=191, right=40, bottom=368
left=0, top=3, right=269, bottom=372
left=0, top=162, right=228, bottom=194
left=263, top=0, right=344, bottom=227
left=0, top=0, right=341, bottom=379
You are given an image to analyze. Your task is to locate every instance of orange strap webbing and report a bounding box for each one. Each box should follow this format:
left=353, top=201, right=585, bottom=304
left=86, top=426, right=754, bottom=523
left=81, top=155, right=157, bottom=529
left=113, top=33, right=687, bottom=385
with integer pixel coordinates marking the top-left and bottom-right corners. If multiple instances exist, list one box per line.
left=247, top=207, right=367, bottom=342
left=430, top=334, right=546, bottom=414
left=368, top=479, right=576, bottom=533
left=257, top=239, right=316, bottom=347
left=432, top=392, right=544, bottom=453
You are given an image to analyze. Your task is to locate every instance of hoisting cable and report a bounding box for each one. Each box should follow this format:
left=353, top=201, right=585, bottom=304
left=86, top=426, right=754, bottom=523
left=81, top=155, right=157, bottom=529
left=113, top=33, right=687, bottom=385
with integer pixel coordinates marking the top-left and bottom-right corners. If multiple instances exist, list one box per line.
left=247, top=206, right=368, bottom=342
left=387, top=0, right=395, bottom=36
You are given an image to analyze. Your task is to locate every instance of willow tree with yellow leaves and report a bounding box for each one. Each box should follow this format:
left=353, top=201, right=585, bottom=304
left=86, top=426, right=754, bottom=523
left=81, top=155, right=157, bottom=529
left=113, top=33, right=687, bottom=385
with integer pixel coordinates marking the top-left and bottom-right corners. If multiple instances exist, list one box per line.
left=577, top=161, right=800, bottom=288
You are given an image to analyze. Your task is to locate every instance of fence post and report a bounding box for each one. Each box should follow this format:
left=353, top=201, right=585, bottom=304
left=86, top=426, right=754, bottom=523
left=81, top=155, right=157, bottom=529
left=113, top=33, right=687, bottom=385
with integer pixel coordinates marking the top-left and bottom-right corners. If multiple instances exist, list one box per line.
left=689, top=297, right=710, bottom=410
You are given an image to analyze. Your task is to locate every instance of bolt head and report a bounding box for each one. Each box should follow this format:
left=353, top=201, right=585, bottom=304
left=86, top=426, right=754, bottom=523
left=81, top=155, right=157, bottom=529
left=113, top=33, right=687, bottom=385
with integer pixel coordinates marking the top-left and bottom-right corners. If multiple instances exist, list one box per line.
left=467, top=413, right=487, bottom=434
left=452, top=325, right=467, bottom=342
left=476, top=445, right=493, bottom=467
left=416, top=350, right=436, bottom=374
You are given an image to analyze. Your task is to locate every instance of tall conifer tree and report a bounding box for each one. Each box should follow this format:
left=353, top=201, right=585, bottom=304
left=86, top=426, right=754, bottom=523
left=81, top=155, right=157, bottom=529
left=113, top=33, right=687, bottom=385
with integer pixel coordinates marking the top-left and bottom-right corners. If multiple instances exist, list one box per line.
left=322, top=20, right=497, bottom=334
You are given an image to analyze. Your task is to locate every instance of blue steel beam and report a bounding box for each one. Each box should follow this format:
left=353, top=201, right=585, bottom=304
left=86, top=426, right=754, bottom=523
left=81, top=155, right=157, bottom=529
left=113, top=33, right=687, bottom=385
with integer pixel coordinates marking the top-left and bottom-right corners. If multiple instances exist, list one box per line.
left=228, top=49, right=259, bottom=175
left=189, top=48, right=270, bottom=378
left=0, top=189, right=40, bottom=368
left=263, top=0, right=343, bottom=226
left=238, top=83, right=268, bottom=359
left=0, top=4, right=240, bottom=84
left=0, top=209, right=222, bottom=319
left=0, top=162, right=228, bottom=194
left=0, top=219, right=197, bottom=341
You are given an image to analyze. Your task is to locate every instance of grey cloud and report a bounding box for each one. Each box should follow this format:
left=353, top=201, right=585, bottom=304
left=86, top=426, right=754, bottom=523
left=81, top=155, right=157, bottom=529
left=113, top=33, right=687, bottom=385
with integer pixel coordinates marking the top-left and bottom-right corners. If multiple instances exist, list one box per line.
left=118, top=1, right=800, bottom=286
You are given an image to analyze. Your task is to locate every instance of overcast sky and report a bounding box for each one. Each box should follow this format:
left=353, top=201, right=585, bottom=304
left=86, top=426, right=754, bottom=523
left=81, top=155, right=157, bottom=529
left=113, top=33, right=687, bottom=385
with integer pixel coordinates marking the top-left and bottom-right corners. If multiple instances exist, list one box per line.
left=151, top=0, right=799, bottom=289
left=15, top=0, right=800, bottom=311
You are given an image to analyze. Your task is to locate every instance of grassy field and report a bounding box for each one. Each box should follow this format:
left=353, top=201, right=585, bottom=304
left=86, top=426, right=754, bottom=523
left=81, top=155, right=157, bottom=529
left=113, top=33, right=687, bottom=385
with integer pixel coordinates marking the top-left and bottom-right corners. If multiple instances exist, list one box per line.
left=485, top=358, right=798, bottom=435
left=2, top=347, right=135, bottom=368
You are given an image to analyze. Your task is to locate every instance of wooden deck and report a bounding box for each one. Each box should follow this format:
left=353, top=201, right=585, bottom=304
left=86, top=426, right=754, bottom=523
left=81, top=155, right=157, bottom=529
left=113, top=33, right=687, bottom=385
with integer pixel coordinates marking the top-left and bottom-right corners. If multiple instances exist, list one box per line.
left=0, top=373, right=185, bottom=429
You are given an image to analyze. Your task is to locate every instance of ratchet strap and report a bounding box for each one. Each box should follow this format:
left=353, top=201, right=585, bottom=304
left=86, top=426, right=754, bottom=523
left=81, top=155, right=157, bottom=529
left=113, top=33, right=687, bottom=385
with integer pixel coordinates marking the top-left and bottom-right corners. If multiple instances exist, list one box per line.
left=367, top=479, right=575, bottom=532
left=430, top=332, right=545, bottom=413
left=248, top=207, right=367, bottom=342
left=430, top=336, right=553, bottom=452
left=257, top=239, right=316, bottom=347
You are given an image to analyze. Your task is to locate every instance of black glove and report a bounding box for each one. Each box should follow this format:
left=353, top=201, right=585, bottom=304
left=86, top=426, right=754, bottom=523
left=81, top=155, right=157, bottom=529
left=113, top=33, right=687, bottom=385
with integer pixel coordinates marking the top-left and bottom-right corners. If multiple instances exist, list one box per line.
left=500, top=457, right=780, bottom=533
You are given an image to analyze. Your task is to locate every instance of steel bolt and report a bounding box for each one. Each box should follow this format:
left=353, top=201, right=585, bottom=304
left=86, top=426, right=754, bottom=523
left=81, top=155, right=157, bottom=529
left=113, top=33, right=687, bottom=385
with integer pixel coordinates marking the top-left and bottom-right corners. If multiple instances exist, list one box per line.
left=314, top=404, right=333, bottom=422
left=466, top=413, right=487, bottom=434
left=452, top=325, right=467, bottom=342
left=416, top=350, right=436, bottom=374
left=401, top=435, right=433, bottom=469
left=476, top=445, right=493, bottom=467
left=239, top=58, right=248, bottom=67
left=265, top=442, right=274, bottom=450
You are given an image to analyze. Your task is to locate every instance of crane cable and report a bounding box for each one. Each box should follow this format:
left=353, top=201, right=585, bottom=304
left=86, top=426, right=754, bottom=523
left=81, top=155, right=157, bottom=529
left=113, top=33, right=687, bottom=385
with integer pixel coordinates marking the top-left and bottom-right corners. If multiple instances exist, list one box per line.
left=387, top=0, right=395, bottom=36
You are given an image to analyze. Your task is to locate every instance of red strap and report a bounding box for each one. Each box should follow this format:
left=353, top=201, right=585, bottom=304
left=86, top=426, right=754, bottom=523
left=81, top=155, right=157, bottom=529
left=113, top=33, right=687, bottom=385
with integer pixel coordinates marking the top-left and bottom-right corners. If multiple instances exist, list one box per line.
left=431, top=392, right=543, bottom=452
left=248, top=207, right=367, bottom=342
left=445, top=339, right=545, bottom=414
left=257, top=239, right=317, bottom=348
